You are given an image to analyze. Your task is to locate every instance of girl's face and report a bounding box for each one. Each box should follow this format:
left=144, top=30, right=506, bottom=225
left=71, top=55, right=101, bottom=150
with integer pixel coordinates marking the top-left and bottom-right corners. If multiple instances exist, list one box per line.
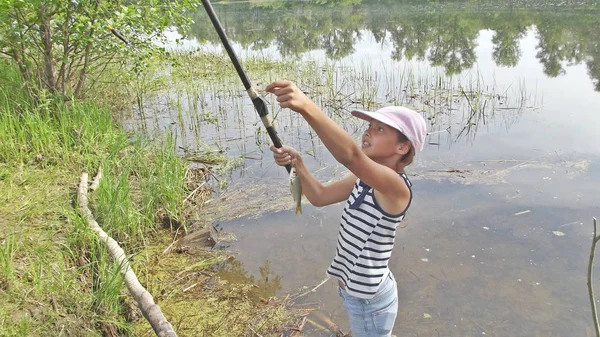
left=361, top=119, right=409, bottom=161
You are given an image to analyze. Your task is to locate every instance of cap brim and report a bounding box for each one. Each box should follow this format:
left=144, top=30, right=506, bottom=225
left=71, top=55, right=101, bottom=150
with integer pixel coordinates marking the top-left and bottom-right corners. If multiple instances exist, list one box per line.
left=351, top=109, right=406, bottom=135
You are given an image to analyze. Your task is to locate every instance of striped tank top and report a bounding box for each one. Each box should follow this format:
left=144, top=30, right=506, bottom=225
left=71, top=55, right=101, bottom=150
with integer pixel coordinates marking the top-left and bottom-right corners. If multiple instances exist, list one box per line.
left=326, top=173, right=412, bottom=299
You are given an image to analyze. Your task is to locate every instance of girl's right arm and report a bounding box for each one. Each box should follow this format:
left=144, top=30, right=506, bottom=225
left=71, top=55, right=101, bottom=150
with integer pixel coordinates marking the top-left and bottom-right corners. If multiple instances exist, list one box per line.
left=266, top=81, right=410, bottom=212
left=271, top=145, right=356, bottom=207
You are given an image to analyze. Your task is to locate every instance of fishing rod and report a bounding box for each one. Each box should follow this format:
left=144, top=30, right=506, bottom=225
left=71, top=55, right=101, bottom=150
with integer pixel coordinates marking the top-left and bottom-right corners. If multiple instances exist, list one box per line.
left=107, top=25, right=143, bottom=55
left=108, top=9, right=290, bottom=173
left=107, top=26, right=130, bottom=46
left=201, top=0, right=291, bottom=173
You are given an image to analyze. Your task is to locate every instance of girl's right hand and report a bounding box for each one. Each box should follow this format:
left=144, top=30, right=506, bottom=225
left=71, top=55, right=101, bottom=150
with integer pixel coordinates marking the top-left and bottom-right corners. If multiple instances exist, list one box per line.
left=265, top=80, right=315, bottom=114
left=270, top=145, right=299, bottom=167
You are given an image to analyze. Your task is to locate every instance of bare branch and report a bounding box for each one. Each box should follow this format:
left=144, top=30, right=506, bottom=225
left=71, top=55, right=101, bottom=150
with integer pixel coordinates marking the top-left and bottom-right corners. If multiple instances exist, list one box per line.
left=57, top=4, right=72, bottom=94
left=77, top=173, right=178, bottom=337
left=86, top=51, right=119, bottom=91
left=588, top=217, right=600, bottom=337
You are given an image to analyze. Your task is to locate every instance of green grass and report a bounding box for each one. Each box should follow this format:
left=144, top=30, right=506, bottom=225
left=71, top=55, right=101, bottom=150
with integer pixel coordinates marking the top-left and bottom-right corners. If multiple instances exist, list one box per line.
left=0, top=234, right=17, bottom=284
left=0, top=59, right=187, bottom=336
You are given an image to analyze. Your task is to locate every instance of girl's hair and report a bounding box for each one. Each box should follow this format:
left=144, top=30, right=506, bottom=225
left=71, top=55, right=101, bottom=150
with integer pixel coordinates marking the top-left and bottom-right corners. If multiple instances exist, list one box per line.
left=397, top=131, right=416, bottom=167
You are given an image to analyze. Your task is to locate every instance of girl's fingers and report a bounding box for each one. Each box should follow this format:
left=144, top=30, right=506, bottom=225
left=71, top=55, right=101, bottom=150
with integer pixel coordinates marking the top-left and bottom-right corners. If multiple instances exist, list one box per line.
left=275, top=158, right=291, bottom=166
left=266, top=81, right=307, bottom=112
left=272, top=150, right=288, bottom=157
left=269, top=145, right=281, bottom=153
left=270, top=144, right=296, bottom=166
left=273, top=86, right=294, bottom=97
left=277, top=94, right=293, bottom=103
left=265, top=80, right=291, bottom=93
left=270, top=145, right=290, bottom=154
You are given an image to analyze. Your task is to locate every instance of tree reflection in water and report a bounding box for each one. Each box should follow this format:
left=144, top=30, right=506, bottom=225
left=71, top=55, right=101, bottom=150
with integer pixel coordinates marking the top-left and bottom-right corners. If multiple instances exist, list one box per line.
left=183, top=0, right=600, bottom=90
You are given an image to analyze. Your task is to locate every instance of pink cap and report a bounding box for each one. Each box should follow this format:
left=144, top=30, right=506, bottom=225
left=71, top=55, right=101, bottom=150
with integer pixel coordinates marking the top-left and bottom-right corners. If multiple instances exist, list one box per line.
left=351, top=106, right=427, bottom=154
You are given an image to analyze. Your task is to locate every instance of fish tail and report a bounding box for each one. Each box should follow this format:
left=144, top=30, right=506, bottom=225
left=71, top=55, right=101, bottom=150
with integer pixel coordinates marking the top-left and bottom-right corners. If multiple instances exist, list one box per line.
left=296, top=205, right=302, bottom=214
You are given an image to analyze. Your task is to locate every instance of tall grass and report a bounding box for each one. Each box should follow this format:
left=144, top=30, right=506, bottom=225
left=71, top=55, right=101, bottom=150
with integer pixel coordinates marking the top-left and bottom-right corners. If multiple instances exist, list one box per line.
left=0, top=96, right=119, bottom=168
left=125, top=51, right=533, bottom=157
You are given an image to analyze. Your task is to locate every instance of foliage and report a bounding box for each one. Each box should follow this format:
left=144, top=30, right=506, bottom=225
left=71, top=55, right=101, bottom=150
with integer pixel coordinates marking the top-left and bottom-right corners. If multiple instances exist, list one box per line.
left=0, top=0, right=199, bottom=99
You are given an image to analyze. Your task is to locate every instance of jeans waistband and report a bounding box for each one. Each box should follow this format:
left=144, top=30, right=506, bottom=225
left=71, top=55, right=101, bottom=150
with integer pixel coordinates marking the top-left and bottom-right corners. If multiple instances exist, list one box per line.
left=338, top=272, right=395, bottom=303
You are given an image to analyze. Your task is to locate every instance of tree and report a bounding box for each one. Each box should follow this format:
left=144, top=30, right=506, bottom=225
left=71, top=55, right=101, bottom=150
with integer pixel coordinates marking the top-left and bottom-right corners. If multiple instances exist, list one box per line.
left=0, top=0, right=199, bottom=99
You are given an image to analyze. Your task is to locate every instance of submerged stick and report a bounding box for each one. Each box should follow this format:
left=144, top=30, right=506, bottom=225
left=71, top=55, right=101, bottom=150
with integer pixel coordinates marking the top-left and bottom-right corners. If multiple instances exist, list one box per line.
left=588, top=217, right=600, bottom=337
left=77, top=172, right=178, bottom=337
left=290, top=277, right=329, bottom=301
left=312, top=310, right=338, bottom=331
left=305, top=318, right=330, bottom=333
left=249, top=327, right=264, bottom=337
left=162, top=226, right=182, bottom=255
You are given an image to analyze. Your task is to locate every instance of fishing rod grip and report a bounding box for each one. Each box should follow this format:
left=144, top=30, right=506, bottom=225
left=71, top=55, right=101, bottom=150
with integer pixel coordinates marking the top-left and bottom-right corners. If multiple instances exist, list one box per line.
left=251, top=97, right=291, bottom=173
left=265, top=126, right=291, bottom=173
left=201, top=0, right=252, bottom=90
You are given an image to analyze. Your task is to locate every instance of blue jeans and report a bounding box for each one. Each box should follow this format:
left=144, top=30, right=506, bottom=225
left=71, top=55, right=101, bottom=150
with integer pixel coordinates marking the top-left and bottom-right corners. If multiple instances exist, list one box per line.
left=338, top=273, right=398, bottom=337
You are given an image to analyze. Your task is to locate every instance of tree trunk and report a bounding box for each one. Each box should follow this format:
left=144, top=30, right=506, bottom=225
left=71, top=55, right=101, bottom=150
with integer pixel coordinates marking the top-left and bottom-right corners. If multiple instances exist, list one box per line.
left=39, top=5, right=56, bottom=93
left=11, top=49, right=31, bottom=84
left=74, top=0, right=100, bottom=97
left=57, top=5, right=71, bottom=95
left=9, top=8, right=32, bottom=88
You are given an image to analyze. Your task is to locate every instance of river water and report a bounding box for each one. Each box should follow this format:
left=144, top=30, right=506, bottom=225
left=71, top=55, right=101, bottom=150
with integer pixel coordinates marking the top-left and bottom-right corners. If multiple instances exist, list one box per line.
left=128, top=1, right=600, bottom=336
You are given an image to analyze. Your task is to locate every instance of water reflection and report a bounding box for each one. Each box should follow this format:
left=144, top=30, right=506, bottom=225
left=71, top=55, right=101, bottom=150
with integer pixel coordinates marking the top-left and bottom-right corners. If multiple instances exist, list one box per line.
left=185, top=0, right=600, bottom=89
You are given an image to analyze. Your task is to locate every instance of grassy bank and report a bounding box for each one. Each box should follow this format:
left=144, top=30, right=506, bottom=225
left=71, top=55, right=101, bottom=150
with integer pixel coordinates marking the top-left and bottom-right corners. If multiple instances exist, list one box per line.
left=0, top=58, right=187, bottom=335
left=0, top=60, right=299, bottom=336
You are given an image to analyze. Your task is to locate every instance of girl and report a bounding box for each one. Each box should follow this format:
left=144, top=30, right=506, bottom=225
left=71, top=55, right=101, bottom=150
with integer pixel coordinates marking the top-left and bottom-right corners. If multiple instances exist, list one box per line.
left=266, top=80, right=426, bottom=337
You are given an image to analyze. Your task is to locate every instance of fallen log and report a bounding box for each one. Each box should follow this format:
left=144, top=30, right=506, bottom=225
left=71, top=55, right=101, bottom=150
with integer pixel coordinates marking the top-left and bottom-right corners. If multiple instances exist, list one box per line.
left=162, top=223, right=218, bottom=255
left=77, top=172, right=178, bottom=337
left=176, top=224, right=218, bottom=249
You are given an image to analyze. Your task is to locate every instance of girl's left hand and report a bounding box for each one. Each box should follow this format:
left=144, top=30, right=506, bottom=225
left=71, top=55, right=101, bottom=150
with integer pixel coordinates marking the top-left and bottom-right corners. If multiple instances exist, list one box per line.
left=270, top=145, right=299, bottom=167
left=265, top=80, right=315, bottom=114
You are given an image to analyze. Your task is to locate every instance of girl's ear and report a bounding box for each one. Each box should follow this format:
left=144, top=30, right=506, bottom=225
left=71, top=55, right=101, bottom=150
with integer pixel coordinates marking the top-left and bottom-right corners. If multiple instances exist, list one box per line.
left=396, top=141, right=410, bottom=156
